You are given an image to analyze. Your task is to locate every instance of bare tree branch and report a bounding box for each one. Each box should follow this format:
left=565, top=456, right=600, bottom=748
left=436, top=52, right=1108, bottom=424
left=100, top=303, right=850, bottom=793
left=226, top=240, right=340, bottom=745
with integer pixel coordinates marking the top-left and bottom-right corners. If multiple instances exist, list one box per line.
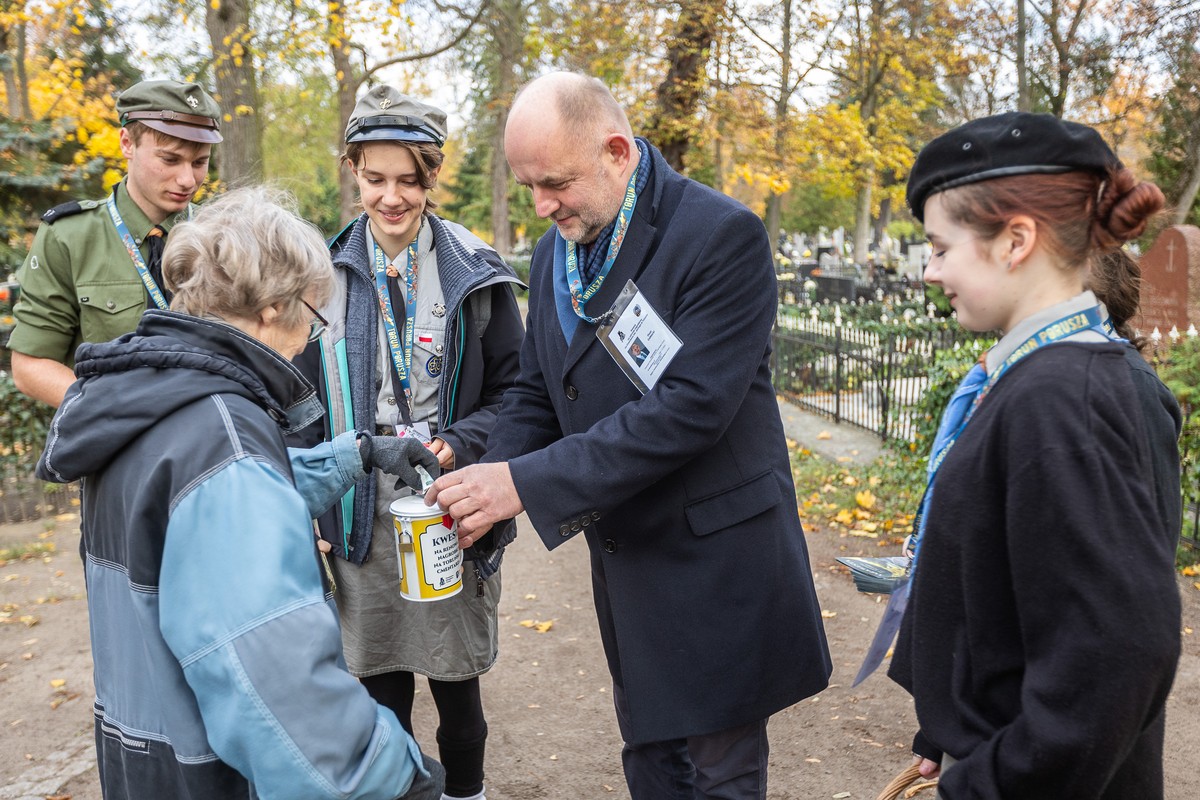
left=356, top=0, right=490, bottom=89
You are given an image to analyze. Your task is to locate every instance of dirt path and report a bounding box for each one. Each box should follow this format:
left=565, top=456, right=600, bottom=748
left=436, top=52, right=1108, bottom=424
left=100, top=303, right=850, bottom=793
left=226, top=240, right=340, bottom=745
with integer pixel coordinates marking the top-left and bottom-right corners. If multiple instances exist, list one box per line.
left=4, top=497, right=1200, bottom=799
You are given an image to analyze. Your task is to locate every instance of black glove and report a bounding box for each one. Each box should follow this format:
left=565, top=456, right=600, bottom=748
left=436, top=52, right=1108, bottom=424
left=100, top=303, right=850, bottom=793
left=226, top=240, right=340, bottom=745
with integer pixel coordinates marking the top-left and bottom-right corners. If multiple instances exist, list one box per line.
left=359, top=434, right=441, bottom=492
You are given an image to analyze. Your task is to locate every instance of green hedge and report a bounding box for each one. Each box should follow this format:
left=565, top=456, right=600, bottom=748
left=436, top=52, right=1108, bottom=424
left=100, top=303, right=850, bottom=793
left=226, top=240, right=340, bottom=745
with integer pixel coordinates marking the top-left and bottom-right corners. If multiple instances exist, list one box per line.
left=0, top=368, right=53, bottom=470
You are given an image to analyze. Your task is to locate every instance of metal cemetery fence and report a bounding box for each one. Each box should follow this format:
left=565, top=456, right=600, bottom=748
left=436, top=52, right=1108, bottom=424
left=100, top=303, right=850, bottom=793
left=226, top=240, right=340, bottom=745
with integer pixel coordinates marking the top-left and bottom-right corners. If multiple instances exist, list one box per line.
left=771, top=310, right=984, bottom=443
left=772, top=309, right=1200, bottom=554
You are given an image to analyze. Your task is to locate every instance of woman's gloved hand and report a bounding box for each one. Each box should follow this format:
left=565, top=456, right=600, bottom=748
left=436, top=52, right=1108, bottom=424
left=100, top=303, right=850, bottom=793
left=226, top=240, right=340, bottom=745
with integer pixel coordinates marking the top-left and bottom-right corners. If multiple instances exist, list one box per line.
left=358, top=433, right=441, bottom=491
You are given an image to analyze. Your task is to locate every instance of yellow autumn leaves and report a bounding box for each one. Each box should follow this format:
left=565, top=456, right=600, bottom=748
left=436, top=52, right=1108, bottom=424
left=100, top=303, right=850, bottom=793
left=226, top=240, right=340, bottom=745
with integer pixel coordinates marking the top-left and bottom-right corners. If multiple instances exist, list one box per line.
left=799, top=468, right=912, bottom=543
left=518, top=619, right=554, bottom=633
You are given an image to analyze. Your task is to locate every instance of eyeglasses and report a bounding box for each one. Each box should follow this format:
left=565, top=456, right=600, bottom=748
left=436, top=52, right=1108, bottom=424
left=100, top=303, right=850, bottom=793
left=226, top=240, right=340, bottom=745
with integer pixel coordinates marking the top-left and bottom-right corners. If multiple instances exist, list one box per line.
left=301, top=299, right=328, bottom=342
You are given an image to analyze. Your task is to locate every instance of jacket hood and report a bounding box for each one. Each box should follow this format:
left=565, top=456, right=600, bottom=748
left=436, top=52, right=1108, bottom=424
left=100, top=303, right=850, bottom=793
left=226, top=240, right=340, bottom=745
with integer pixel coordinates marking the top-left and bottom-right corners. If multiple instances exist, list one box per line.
left=38, top=310, right=322, bottom=482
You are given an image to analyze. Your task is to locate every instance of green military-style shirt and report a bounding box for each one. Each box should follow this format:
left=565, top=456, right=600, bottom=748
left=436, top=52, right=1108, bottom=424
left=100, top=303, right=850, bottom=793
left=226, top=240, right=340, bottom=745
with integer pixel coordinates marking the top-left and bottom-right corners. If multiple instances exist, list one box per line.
left=8, top=179, right=191, bottom=365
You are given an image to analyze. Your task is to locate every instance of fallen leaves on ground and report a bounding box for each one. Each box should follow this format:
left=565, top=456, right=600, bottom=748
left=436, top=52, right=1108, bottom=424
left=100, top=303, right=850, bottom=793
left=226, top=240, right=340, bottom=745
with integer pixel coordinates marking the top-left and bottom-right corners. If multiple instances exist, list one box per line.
left=519, top=619, right=555, bottom=633
left=49, top=678, right=80, bottom=710
left=0, top=612, right=40, bottom=628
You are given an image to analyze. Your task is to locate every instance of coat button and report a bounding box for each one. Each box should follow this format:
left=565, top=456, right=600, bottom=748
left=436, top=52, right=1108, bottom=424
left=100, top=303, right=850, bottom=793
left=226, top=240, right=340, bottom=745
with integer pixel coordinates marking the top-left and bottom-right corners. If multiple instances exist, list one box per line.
left=559, top=524, right=570, bottom=537
left=106, top=300, right=116, bottom=309
left=565, top=385, right=579, bottom=400
left=571, top=520, right=581, bottom=532
left=591, top=511, right=601, bottom=522
left=603, top=538, right=618, bottom=554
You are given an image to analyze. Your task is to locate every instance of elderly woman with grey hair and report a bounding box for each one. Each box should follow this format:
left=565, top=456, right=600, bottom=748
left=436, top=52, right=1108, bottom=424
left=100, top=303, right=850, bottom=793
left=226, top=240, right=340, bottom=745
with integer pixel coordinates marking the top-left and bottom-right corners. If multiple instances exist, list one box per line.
left=37, top=186, right=444, bottom=800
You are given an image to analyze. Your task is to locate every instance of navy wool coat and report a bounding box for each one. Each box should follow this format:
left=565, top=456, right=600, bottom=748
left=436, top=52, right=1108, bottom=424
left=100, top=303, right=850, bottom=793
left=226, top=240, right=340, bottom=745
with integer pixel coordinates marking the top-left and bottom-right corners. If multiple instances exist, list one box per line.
left=486, top=142, right=832, bottom=744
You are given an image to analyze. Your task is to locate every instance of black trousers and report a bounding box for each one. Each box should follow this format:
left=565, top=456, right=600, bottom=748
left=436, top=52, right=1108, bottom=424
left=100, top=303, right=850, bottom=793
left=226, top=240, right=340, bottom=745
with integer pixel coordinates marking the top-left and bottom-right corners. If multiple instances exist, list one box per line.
left=614, top=682, right=769, bottom=800
left=361, top=670, right=488, bottom=798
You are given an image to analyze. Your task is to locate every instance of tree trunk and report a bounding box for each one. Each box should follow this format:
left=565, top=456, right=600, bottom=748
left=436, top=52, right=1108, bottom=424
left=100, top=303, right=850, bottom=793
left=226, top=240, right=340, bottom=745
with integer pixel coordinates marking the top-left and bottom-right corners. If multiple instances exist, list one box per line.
left=850, top=1, right=883, bottom=266
left=488, top=110, right=512, bottom=256
left=648, top=0, right=725, bottom=172
left=873, top=195, right=891, bottom=246
left=765, top=0, right=792, bottom=247
left=853, top=176, right=872, bottom=265
left=1016, top=0, right=1029, bottom=111
left=205, top=0, right=263, bottom=187
left=1172, top=139, right=1200, bottom=226
left=712, top=36, right=727, bottom=193
left=1, top=26, right=20, bottom=119
left=713, top=119, right=725, bottom=191
left=4, top=18, right=31, bottom=119
left=328, top=2, right=360, bottom=225
left=766, top=194, right=782, bottom=248
left=487, top=0, right=525, bottom=257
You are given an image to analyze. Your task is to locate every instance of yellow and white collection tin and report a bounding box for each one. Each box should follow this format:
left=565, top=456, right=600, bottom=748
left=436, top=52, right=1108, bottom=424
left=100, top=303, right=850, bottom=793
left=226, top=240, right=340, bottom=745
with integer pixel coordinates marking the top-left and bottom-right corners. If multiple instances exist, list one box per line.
left=389, top=495, right=463, bottom=602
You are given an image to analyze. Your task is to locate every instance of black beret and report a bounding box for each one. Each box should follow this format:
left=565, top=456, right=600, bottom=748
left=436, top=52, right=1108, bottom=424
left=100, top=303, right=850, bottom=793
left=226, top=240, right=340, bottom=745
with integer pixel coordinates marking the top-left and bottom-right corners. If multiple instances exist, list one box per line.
left=906, top=111, right=1119, bottom=222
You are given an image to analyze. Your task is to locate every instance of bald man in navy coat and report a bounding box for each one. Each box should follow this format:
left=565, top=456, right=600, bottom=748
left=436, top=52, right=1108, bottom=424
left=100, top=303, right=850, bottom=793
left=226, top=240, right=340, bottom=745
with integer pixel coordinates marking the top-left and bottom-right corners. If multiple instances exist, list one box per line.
left=429, top=72, right=831, bottom=800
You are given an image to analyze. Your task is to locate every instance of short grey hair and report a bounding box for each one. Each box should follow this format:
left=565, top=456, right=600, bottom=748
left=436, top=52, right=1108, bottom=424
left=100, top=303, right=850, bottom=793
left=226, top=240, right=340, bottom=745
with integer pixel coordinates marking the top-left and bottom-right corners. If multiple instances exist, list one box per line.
left=163, top=186, right=334, bottom=328
left=555, top=75, right=630, bottom=143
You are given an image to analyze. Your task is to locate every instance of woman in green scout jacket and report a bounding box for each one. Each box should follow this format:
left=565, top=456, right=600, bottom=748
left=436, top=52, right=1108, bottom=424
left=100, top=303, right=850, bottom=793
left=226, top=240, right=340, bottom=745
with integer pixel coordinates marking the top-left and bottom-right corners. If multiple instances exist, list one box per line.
left=292, top=86, right=524, bottom=800
left=888, top=112, right=1181, bottom=799
left=8, top=79, right=221, bottom=407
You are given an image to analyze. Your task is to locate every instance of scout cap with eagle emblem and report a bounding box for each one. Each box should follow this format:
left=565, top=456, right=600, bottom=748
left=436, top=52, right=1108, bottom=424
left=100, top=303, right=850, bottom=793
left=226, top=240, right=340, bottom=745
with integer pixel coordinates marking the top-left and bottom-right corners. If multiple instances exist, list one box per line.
left=344, top=85, right=447, bottom=147
left=117, top=80, right=223, bottom=144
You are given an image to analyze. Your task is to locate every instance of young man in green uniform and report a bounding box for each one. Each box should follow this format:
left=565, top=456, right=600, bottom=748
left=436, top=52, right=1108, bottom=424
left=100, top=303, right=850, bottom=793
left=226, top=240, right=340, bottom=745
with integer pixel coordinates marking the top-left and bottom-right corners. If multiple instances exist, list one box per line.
left=8, top=79, right=221, bottom=407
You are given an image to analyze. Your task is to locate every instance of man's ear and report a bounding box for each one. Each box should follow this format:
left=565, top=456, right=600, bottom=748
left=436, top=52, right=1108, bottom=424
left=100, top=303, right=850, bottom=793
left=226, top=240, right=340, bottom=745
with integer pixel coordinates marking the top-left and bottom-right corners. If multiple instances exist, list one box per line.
left=119, top=127, right=135, bottom=160
left=603, top=133, right=634, bottom=170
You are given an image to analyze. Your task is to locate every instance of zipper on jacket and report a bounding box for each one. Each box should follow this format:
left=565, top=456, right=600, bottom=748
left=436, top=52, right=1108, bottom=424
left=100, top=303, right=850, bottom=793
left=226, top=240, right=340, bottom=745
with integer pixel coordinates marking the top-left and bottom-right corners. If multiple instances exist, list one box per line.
left=445, top=309, right=467, bottom=425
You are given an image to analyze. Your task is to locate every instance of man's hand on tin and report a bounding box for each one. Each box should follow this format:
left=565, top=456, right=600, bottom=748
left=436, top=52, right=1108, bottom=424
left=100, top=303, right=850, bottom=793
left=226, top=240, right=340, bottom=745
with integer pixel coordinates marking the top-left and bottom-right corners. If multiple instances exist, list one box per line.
left=425, top=462, right=523, bottom=546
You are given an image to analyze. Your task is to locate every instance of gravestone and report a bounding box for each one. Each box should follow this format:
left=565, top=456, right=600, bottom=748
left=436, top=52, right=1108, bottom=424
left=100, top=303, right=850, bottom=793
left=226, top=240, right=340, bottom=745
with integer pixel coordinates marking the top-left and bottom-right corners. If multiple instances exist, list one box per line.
left=1134, top=225, right=1200, bottom=334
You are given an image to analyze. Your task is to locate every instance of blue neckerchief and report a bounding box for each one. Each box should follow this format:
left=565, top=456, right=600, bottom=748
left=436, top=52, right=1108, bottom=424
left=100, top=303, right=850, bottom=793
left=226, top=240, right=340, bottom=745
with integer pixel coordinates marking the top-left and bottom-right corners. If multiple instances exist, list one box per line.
left=909, top=361, right=987, bottom=563
left=854, top=302, right=1114, bottom=687
left=910, top=304, right=1110, bottom=567
left=578, top=139, right=653, bottom=283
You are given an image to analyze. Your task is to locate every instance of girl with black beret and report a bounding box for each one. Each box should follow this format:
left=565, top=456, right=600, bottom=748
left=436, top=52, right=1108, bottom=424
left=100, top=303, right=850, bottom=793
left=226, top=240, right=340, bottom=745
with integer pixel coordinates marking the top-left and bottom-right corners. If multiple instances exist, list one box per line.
left=889, top=112, right=1182, bottom=799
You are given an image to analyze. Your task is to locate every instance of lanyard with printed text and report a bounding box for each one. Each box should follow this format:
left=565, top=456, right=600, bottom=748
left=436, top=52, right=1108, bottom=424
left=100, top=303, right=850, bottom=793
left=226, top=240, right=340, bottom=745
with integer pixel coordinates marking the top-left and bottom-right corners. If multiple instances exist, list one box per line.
left=925, top=304, right=1107, bottom=480
left=105, top=192, right=172, bottom=310
left=373, top=237, right=421, bottom=413
left=563, top=160, right=640, bottom=324
left=854, top=303, right=1112, bottom=686
left=909, top=304, right=1110, bottom=567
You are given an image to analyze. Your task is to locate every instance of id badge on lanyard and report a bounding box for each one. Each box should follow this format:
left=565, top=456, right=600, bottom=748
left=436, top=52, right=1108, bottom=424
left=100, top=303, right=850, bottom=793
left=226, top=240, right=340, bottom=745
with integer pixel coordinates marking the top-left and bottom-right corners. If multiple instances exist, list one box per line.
left=596, top=280, right=683, bottom=394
